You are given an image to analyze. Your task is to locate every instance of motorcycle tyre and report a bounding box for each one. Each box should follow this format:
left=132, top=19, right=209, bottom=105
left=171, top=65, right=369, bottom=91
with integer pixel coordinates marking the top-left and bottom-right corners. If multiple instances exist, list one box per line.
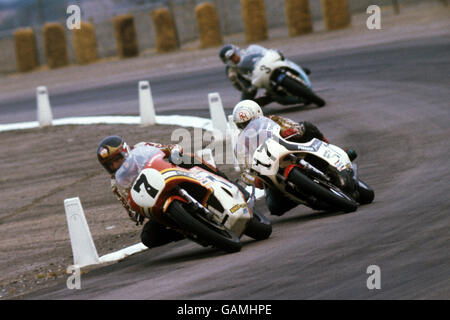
left=167, top=200, right=242, bottom=253
left=287, top=168, right=358, bottom=213
left=281, top=76, right=326, bottom=107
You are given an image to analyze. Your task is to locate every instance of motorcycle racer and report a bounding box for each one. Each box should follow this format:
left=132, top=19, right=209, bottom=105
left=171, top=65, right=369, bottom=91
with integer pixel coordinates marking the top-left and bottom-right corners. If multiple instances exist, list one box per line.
left=97, top=135, right=236, bottom=248
left=232, top=100, right=357, bottom=216
left=219, top=43, right=312, bottom=107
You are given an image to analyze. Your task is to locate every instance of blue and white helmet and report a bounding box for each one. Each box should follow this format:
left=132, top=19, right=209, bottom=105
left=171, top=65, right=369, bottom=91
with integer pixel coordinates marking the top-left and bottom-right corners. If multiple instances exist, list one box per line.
left=219, top=44, right=242, bottom=66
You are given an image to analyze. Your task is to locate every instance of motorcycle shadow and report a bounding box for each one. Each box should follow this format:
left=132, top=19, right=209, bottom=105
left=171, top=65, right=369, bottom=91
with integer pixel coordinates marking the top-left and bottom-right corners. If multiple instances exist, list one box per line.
left=142, top=239, right=252, bottom=266
left=271, top=209, right=344, bottom=227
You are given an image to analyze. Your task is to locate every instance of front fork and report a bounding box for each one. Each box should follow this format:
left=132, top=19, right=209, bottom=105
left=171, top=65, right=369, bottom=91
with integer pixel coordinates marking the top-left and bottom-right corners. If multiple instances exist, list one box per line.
left=175, top=186, right=230, bottom=227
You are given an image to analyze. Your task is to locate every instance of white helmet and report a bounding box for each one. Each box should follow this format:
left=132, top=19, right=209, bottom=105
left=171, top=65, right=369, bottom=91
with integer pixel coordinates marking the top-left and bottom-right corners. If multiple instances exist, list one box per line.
left=232, top=100, right=263, bottom=129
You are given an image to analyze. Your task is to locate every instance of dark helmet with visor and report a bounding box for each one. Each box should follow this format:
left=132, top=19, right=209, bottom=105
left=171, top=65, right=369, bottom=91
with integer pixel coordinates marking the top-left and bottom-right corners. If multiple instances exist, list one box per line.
left=97, top=135, right=130, bottom=175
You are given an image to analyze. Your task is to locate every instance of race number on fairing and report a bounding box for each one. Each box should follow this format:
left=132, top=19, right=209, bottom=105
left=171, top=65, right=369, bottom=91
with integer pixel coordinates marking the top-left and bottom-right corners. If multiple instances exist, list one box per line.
left=131, top=168, right=165, bottom=208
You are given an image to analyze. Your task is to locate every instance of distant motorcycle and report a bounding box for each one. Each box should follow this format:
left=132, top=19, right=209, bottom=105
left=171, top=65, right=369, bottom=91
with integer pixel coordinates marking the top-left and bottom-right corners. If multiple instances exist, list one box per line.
left=239, top=45, right=325, bottom=107
left=236, top=117, right=374, bottom=213
left=115, top=145, right=272, bottom=253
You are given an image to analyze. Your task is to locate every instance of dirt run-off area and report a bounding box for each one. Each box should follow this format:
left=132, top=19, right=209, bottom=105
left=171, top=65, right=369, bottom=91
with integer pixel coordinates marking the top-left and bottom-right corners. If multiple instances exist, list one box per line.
left=0, top=2, right=449, bottom=299
left=0, top=123, right=241, bottom=299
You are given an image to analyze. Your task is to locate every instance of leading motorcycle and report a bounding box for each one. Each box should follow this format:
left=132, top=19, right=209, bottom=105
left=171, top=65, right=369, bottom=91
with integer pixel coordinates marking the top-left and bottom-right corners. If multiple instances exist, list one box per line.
left=238, top=45, right=325, bottom=107
left=115, top=145, right=272, bottom=253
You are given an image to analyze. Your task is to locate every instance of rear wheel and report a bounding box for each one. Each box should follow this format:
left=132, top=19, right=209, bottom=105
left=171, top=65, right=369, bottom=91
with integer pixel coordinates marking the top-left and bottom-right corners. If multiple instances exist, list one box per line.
left=281, top=75, right=326, bottom=107
left=167, top=200, right=242, bottom=253
left=287, top=168, right=358, bottom=213
left=244, top=209, right=272, bottom=240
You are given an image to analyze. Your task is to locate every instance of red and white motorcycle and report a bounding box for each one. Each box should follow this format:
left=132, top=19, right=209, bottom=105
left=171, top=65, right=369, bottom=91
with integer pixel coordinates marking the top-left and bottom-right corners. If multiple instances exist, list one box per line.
left=115, top=145, right=272, bottom=253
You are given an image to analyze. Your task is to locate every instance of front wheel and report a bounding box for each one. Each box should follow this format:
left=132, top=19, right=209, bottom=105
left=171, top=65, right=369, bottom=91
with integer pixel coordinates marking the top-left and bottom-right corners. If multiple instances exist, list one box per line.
left=281, top=75, right=326, bottom=107
left=287, top=168, right=358, bottom=213
left=167, top=200, right=242, bottom=253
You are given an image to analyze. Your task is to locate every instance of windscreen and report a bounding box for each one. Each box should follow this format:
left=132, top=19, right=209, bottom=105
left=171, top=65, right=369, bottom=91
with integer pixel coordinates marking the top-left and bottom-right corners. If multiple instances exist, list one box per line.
left=115, top=145, right=163, bottom=189
left=235, top=117, right=280, bottom=169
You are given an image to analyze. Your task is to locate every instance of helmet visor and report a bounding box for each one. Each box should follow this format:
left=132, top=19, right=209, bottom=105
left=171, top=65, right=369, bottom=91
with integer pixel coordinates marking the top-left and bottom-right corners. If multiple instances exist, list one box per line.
left=106, top=152, right=126, bottom=173
left=236, top=120, right=251, bottom=130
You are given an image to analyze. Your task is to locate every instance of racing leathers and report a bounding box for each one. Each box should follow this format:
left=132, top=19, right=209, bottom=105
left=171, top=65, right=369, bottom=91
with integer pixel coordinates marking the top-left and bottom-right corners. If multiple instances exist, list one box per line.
left=110, top=141, right=233, bottom=248
left=239, top=115, right=329, bottom=216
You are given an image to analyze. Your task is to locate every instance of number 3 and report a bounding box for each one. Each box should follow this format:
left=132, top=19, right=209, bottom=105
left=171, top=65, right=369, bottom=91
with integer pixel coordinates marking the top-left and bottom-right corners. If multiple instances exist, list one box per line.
left=260, top=65, right=271, bottom=74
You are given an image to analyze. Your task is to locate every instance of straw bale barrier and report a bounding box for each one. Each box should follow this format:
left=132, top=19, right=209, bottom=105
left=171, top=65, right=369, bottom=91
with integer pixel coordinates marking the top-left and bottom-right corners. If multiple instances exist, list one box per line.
left=113, top=14, right=139, bottom=58
left=321, top=0, right=351, bottom=30
left=14, top=28, right=39, bottom=72
left=285, top=0, right=313, bottom=36
left=195, top=2, right=222, bottom=49
left=151, top=8, right=178, bottom=53
left=72, top=21, right=98, bottom=64
left=43, top=23, right=69, bottom=69
left=241, top=0, right=268, bottom=43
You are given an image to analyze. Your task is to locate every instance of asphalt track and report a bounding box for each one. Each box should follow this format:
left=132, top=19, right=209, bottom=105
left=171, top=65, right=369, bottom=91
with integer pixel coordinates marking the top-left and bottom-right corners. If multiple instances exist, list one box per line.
left=17, top=35, right=450, bottom=299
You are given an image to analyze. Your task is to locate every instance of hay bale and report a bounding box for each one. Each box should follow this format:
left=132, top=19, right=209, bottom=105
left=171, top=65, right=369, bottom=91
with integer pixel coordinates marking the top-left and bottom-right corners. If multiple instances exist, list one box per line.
left=241, top=0, right=268, bottom=43
left=72, top=21, right=98, bottom=64
left=14, top=28, right=39, bottom=72
left=321, top=0, right=351, bottom=31
left=195, top=2, right=222, bottom=49
left=285, top=0, right=313, bottom=37
left=43, top=23, right=69, bottom=69
left=151, top=8, right=178, bottom=53
left=113, top=14, right=139, bottom=58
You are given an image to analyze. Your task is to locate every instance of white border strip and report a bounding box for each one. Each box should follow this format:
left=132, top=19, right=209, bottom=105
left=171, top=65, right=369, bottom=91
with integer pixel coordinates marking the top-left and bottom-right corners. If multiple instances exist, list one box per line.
left=0, top=115, right=213, bottom=133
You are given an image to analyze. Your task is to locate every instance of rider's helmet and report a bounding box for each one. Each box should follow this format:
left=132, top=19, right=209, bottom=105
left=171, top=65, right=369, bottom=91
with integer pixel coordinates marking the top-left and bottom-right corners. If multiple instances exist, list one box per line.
left=219, top=44, right=241, bottom=66
left=232, top=100, right=263, bottom=130
left=97, top=135, right=130, bottom=175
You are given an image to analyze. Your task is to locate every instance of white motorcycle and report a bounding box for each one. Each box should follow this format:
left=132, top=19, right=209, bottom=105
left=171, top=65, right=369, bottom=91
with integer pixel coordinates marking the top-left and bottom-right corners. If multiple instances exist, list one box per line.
left=237, top=45, right=325, bottom=107
left=235, top=117, right=374, bottom=213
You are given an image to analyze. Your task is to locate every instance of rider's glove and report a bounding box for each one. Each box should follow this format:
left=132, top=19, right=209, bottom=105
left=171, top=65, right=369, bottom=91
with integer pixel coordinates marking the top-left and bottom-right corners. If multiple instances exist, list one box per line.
left=169, top=149, right=184, bottom=165
left=281, top=127, right=300, bottom=139
left=254, top=177, right=264, bottom=190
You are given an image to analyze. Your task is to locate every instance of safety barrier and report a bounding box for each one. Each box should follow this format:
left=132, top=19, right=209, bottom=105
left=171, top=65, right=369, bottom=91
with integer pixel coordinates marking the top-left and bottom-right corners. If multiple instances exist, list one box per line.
left=43, top=23, right=69, bottom=69
left=241, top=0, right=268, bottom=43
left=113, top=14, right=139, bottom=58
left=195, top=2, right=222, bottom=49
left=72, top=21, right=98, bottom=64
left=13, top=28, right=39, bottom=72
left=151, top=8, right=178, bottom=53
left=10, top=0, right=355, bottom=73
left=321, top=0, right=351, bottom=31
left=285, top=0, right=313, bottom=36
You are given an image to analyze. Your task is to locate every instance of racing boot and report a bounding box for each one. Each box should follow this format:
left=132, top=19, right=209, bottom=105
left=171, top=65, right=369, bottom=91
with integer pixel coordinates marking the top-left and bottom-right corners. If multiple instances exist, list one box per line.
left=346, top=149, right=357, bottom=162
left=302, top=67, right=311, bottom=75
